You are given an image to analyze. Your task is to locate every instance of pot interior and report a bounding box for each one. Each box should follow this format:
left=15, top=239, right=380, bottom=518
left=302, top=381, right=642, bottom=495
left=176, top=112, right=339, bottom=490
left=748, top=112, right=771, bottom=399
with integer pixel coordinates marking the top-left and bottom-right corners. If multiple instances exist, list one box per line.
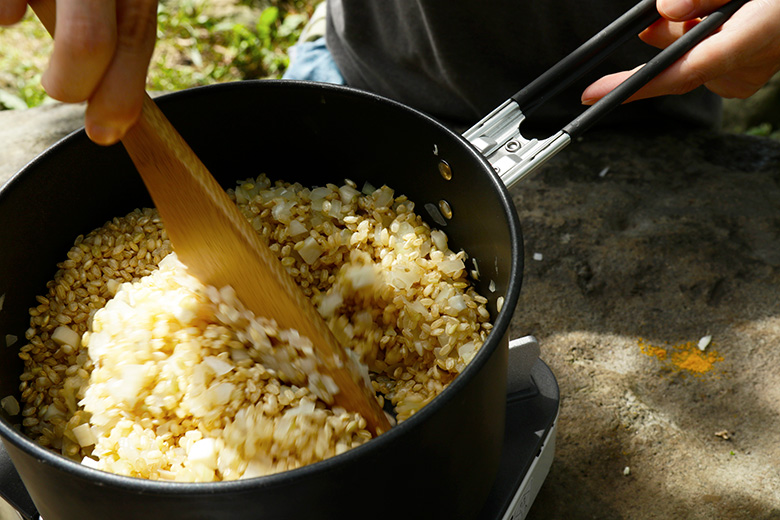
left=0, top=80, right=523, bottom=497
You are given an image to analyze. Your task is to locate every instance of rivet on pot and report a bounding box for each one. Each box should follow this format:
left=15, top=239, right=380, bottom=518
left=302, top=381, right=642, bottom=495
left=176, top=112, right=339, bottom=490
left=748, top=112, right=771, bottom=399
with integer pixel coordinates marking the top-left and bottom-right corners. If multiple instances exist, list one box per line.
left=438, top=199, right=453, bottom=220
left=438, top=160, right=452, bottom=181
left=505, top=140, right=521, bottom=153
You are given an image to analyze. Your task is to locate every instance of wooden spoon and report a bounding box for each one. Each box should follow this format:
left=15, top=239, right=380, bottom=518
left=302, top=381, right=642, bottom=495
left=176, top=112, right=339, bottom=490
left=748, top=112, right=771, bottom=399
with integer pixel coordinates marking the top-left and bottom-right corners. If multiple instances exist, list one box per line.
left=29, top=0, right=391, bottom=435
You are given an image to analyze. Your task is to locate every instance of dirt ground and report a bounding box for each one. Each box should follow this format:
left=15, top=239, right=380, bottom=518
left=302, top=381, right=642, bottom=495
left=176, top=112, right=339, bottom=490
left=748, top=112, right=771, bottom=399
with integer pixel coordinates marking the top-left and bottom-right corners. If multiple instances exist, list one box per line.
left=510, top=127, right=780, bottom=519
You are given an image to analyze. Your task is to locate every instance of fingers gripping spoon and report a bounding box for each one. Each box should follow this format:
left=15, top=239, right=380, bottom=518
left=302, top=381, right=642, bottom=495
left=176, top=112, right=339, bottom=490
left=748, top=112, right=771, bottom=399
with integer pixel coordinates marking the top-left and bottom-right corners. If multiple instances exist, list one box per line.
left=29, top=0, right=391, bottom=435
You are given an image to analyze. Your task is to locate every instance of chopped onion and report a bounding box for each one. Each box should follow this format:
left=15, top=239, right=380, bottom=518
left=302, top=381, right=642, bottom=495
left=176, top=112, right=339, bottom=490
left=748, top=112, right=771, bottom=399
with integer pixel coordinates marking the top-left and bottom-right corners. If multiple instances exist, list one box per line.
left=458, top=342, right=478, bottom=363
left=407, top=300, right=428, bottom=318
left=284, top=399, right=316, bottom=417
left=448, top=295, right=467, bottom=313
left=107, top=365, right=147, bottom=404
left=72, top=423, right=97, bottom=447
left=106, top=278, right=120, bottom=296
left=372, top=186, right=394, bottom=207
left=430, top=230, right=448, bottom=252
left=81, top=456, right=100, bottom=469
left=310, top=186, right=331, bottom=201
left=438, top=258, right=465, bottom=276
left=1, top=395, right=20, bottom=416
left=321, top=374, right=339, bottom=396
left=234, top=186, right=250, bottom=204
left=339, top=185, right=360, bottom=204
left=318, top=292, right=343, bottom=318
left=43, top=404, right=64, bottom=421
left=5, top=334, right=17, bottom=347
left=189, top=438, right=218, bottom=469
left=327, top=199, right=342, bottom=219
left=230, top=348, right=251, bottom=362
left=345, top=265, right=378, bottom=290
left=288, top=219, right=308, bottom=237
left=203, top=356, right=234, bottom=377
left=390, top=267, right=417, bottom=290
left=242, top=460, right=268, bottom=479
left=51, top=325, right=81, bottom=348
left=298, top=237, right=324, bottom=265
left=394, top=223, right=413, bottom=241
left=271, top=200, right=295, bottom=223
left=470, top=258, right=480, bottom=281
left=209, top=382, right=235, bottom=406
left=86, top=331, right=108, bottom=360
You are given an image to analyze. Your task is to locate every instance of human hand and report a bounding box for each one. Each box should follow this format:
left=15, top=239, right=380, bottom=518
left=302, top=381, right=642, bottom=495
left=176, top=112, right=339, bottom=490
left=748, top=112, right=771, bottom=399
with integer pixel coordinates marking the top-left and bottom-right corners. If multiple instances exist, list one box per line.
left=582, top=0, right=780, bottom=105
left=0, top=0, right=158, bottom=145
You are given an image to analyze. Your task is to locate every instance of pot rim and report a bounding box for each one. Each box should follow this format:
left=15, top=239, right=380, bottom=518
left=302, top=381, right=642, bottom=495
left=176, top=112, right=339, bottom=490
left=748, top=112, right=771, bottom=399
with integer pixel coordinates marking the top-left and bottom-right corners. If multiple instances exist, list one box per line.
left=0, top=79, right=524, bottom=494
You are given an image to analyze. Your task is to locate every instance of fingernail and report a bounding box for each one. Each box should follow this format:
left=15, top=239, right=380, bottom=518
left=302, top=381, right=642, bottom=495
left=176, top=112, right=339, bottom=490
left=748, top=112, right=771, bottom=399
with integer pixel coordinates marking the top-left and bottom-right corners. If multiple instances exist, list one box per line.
left=661, top=0, right=696, bottom=19
left=87, top=124, right=123, bottom=146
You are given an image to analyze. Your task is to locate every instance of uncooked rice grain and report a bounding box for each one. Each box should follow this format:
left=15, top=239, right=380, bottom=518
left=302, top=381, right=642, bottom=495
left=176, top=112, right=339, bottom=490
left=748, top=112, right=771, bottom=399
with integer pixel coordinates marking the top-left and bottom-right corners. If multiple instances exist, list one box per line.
left=17, top=174, right=492, bottom=482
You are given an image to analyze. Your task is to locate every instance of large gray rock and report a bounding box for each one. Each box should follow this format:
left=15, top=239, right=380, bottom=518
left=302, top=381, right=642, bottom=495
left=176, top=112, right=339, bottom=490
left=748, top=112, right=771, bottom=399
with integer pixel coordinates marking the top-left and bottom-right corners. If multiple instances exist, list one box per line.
left=0, top=102, right=85, bottom=185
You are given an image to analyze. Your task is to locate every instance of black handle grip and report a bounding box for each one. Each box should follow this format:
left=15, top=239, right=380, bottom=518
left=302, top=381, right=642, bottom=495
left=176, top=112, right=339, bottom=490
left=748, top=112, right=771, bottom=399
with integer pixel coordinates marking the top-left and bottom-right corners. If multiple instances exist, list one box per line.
left=564, top=0, right=751, bottom=138
left=511, top=0, right=659, bottom=115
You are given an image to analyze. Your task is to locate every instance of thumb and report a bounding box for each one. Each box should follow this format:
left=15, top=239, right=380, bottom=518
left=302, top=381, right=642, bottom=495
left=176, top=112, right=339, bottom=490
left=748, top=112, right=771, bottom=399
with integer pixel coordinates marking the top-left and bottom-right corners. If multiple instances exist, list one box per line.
left=657, top=0, right=732, bottom=21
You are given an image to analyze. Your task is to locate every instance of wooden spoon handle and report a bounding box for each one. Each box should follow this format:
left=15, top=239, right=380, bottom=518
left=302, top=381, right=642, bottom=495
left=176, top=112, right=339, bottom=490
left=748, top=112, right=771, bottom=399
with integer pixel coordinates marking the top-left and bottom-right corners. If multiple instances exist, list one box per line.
left=29, top=0, right=391, bottom=434
left=124, top=96, right=391, bottom=433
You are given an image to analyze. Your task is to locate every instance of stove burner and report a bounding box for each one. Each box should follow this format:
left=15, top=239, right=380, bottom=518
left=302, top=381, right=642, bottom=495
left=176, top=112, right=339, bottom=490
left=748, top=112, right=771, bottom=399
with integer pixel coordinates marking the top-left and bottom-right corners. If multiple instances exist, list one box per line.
left=477, top=337, right=560, bottom=520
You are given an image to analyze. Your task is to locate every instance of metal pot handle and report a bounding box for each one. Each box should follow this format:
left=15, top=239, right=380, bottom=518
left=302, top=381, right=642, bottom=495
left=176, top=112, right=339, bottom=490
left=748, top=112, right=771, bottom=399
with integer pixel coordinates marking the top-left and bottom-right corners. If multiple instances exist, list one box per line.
left=0, top=441, right=38, bottom=520
left=464, top=0, right=749, bottom=189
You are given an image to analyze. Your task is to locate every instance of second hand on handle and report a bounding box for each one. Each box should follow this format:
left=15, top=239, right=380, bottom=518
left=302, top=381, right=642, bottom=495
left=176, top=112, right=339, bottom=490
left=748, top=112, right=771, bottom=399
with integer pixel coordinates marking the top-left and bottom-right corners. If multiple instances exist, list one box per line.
left=29, top=0, right=391, bottom=435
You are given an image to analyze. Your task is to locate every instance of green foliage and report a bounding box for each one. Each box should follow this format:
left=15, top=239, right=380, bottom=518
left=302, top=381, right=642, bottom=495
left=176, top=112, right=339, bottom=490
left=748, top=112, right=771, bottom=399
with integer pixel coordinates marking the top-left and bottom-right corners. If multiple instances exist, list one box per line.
left=149, top=0, right=308, bottom=92
left=0, top=15, right=51, bottom=109
left=744, top=122, right=780, bottom=140
left=0, top=71, right=49, bottom=110
left=0, top=0, right=312, bottom=109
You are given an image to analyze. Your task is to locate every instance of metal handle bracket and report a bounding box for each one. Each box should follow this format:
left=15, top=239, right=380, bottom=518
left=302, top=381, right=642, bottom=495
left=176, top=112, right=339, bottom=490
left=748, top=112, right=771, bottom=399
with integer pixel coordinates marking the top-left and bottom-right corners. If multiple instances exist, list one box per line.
left=463, top=100, right=572, bottom=190
left=464, top=0, right=749, bottom=189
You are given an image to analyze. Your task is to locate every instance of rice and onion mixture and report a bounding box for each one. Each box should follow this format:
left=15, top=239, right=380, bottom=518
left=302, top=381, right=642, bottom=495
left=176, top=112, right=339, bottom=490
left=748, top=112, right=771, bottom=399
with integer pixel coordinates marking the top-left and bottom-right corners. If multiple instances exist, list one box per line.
left=16, top=175, right=493, bottom=482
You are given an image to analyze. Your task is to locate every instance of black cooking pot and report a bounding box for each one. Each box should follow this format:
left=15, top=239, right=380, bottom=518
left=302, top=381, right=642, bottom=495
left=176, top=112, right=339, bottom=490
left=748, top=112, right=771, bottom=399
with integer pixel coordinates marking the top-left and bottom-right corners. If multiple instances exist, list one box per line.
left=0, top=80, right=524, bottom=520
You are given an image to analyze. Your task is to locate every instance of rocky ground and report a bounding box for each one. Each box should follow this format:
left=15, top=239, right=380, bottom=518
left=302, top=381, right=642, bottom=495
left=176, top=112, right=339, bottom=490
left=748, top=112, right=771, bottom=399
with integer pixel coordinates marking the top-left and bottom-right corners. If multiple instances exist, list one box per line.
left=513, top=127, right=780, bottom=519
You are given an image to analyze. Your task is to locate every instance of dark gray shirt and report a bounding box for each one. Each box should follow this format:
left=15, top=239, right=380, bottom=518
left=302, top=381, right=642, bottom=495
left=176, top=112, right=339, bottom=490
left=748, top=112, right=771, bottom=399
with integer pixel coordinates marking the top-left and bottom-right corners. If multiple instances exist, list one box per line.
left=326, top=0, right=721, bottom=131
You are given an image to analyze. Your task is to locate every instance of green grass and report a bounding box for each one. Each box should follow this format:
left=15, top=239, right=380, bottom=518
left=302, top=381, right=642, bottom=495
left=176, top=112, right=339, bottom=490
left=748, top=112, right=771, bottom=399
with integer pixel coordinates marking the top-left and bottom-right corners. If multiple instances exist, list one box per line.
left=0, top=0, right=314, bottom=110
left=743, top=122, right=780, bottom=140
left=149, top=0, right=309, bottom=91
left=0, top=13, right=51, bottom=109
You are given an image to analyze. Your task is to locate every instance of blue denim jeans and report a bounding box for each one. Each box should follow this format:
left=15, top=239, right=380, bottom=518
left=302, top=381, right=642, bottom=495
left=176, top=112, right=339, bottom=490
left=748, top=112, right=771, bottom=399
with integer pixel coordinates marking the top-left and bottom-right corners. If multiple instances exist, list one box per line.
left=283, top=37, right=345, bottom=85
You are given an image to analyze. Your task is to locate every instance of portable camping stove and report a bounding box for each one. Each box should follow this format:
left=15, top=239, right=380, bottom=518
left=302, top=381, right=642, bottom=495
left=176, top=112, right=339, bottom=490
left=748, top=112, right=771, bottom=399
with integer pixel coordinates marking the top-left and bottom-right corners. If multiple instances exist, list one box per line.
left=475, top=336, right=560, bottom=520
